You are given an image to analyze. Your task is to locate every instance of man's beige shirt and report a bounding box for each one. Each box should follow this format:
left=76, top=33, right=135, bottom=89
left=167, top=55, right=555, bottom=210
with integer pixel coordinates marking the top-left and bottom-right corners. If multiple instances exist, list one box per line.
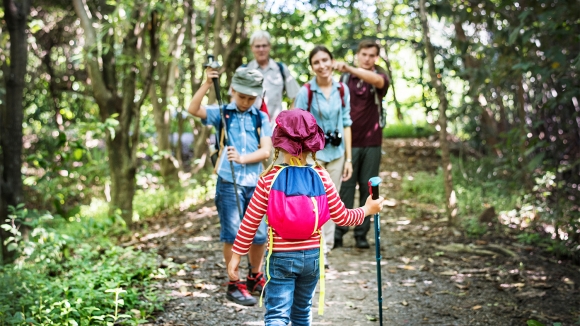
left=245, top=59, right=300, bottom=126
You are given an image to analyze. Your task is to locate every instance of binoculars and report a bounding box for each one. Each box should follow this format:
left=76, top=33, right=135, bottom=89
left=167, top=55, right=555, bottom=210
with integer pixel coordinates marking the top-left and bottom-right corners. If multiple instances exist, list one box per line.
left=325, top=129, right=342, bottom=147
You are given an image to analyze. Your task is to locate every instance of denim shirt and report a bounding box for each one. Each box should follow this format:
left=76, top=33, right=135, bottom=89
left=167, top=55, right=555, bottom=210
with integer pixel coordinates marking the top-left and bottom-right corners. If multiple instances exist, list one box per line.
left=202, top=103, right=272, bottom=187
left=294, top=78, right=352, bottom=163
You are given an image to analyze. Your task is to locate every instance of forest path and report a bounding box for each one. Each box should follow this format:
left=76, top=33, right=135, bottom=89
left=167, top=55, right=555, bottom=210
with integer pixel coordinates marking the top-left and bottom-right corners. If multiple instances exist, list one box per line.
left=140, top=138, right=579, bottom=326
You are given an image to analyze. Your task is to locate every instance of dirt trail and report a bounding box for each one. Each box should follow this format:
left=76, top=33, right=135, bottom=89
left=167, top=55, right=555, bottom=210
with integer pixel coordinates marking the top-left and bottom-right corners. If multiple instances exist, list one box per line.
left=140, top=139, right=580, bottom=326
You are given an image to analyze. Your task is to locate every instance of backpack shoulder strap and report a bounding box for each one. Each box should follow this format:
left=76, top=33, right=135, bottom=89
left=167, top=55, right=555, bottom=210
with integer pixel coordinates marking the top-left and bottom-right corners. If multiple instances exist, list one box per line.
left=253, top=109, right=262, bottom=147
left=276, top=62, right=286, bottom=94
left=305, top=83, right=313, bottom=112
left=338, top=82, right=345, bottom=108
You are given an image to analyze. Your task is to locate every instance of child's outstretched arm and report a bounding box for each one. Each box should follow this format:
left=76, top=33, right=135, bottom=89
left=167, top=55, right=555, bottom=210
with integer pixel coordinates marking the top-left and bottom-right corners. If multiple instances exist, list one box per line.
left=187, top=67, right=219, bottom=119
left=320, top=168, right=384, bottom=226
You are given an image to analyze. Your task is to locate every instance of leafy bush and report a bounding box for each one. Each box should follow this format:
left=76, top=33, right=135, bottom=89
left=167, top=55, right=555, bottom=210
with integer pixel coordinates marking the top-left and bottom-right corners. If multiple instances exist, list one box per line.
left=0, top=207, right=176, bottom=325
left=400, top=158, right=521, bottom=221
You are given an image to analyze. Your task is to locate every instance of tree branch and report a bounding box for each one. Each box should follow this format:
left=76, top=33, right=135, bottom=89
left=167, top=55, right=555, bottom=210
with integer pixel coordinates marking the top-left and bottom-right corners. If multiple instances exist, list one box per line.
left=72, top=0, right=113, bottom=113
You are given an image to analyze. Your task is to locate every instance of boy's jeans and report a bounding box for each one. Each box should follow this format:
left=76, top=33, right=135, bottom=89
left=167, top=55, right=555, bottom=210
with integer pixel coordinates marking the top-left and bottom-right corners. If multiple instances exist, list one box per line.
left=215, top=177, right=267, bottom=244
left=264, top=248, right=320, bottom=326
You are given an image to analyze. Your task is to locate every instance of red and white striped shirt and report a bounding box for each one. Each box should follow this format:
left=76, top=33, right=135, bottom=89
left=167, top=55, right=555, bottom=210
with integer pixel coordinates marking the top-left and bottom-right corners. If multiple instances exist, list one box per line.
left=232, top=165, right=366, bottom=255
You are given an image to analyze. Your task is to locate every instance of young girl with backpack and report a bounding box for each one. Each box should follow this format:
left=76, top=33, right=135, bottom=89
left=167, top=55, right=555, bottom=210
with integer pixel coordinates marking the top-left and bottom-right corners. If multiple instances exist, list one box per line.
left=293, top=45, right=353, bottom=259
left=227, top=109, right=384, bottom=326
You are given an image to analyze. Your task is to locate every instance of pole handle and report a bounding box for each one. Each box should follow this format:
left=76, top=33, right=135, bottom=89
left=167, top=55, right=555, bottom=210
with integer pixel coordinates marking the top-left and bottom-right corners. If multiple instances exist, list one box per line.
left=368, top=177, right=382, bottom=200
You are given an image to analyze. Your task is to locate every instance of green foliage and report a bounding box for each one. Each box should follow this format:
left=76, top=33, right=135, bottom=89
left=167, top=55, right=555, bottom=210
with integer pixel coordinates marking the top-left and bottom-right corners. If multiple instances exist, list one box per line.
left=401, top=157, right=521, bottom=224
left=383, top=122, right=437, bottom=138
left=462, top=217, right=488, bottom=238
left=401, top=171, right=445, bottom=205
left=0, top=205, right=176, bottom=325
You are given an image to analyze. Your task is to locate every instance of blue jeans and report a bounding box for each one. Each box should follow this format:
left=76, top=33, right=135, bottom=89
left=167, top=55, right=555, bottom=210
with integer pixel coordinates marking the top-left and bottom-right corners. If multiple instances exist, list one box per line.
left=264, top=249, right=320, bottom=326
left=215, top=177, right=267, bottom=244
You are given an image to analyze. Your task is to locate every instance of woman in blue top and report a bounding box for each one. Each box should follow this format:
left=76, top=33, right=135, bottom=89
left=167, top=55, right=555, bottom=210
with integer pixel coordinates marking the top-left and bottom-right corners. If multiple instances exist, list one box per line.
left=294, top=45, right=353, bottom=259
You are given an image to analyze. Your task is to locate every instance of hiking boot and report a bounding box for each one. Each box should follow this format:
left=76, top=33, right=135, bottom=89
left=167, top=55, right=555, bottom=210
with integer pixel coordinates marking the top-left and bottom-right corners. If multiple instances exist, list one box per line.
left=226, top=281, right=257, bottom=306
left=355, top=236, right=370, bottom=249
left=334, top=237, right=343, bottom=248
left=246, top=272, right=266, bottom=294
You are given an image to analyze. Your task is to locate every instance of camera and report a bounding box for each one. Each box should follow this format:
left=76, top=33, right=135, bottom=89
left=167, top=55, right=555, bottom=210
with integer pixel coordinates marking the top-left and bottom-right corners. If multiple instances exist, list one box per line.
left=325, top=130, right=342, bottom=147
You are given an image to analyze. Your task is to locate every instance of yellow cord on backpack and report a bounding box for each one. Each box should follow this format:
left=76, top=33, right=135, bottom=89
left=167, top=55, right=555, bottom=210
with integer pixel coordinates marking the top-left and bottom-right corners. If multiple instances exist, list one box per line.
left=318, top=230, right=325, bottom=315
left=289, top=156, right=302, bottom=166
left=260, top=227, right=274, bottom=307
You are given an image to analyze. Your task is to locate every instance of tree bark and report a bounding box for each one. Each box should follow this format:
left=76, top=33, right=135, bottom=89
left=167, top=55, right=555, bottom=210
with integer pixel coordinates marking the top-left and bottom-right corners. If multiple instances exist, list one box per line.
left=453, top=21, right=500, bottom=155
left=1, top=0, right=31, bottom=264
left=187, top=0, right=213, bottom=171
left=376, top=0, right=403, bottom=121
left=419, top=0, right=457, bottom=226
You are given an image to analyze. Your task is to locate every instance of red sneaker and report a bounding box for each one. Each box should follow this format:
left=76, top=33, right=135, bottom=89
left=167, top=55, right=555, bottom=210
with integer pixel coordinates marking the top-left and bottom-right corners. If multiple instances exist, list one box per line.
left=226, top=281, right=257, bottom=306
left=246, top=272, right=266, bottom=294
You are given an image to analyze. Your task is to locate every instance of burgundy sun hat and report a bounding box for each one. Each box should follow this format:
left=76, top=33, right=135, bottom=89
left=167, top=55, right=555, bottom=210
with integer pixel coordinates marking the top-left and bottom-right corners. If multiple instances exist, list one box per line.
left=272, top=109, right=325, bottom=157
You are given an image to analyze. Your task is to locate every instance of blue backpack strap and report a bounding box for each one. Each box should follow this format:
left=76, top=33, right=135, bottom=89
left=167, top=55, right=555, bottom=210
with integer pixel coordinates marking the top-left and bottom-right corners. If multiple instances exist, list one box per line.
left=276, top=62, right=286, bottom=94
left=216, top=105, right=230, bottom=152
left=218, top=106, right=262, bottom=150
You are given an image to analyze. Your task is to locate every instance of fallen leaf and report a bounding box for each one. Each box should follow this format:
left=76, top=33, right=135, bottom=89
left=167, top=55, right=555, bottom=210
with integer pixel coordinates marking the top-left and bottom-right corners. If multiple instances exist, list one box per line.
left=472, top=305, right=482, bottom=310
left=177, top=269, right=186, bottom=276
left=366, top=315, right=377, bottom=321
left=531, top=282, right=552, bottom=289
left=397, top=265, right=416, bottom=270
left=401, top=301, right=408, bottom=306
left=455, top=283, right=469, bottom=290
left=515, top=290, right=546, bottom=298
left=388, top=269, right=397, bottom=273
left=428, top=258, right=435, bottom=264
left=440, top=270, right=457, bottom=276
left=562, top=277, right=574, bottom=286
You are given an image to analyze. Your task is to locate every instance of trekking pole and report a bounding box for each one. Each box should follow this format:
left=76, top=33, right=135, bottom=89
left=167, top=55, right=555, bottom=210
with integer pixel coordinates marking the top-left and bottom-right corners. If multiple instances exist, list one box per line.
left=205, top=54, right=243, bottom=219
left=368, top=176, right=383, bottom=326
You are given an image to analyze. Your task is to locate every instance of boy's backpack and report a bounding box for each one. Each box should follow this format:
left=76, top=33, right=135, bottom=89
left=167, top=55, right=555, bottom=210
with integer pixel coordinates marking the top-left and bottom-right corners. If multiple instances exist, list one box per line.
left=266, top=164, right=330, bottom=239
left=210, top=105, right=262, bottom=168
left=341, top=65, right=387, bottom=128
left=260, top=163, right=330, bottom=315
left=304, top=82, right=346, bottom=112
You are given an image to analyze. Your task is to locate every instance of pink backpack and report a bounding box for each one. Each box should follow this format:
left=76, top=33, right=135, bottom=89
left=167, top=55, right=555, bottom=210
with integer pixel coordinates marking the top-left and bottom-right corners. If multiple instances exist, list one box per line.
left=266, top=164, right=330, bottom=239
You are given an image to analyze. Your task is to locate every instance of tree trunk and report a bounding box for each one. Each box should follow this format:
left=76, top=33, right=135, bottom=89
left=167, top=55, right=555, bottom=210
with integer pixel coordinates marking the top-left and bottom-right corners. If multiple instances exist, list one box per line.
left=376, top=0, right=403, bottom=121
left=1, top=0, right=31, bottom=264
left=419, top=0, right=457, bottom=226
left=74, top=0, right=154, bottom=225
left=107, top=130, right=136, bottom=223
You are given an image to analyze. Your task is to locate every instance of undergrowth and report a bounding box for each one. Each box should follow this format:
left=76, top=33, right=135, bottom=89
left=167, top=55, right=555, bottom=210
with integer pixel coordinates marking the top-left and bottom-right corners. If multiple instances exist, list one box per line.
left=400, top=155, right=579, bottom=259
left=0, top=179, right=214, bottom=325
left=382, top=122, right=437, bottom=139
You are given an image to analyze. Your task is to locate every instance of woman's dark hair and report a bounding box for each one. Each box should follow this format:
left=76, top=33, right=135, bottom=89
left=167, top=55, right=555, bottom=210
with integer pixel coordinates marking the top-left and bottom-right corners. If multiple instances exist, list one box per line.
left=308, top=45, right=333, bottom=65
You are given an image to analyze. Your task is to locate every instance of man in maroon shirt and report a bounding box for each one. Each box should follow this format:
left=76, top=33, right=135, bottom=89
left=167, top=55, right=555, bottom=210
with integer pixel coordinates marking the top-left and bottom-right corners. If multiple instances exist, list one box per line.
left=333, top=40, right=390, bottom=248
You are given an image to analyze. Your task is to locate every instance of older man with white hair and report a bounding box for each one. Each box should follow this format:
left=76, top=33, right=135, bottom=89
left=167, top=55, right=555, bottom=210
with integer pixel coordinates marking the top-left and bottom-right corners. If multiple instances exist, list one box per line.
left=241, top=30, right=300, bottom=126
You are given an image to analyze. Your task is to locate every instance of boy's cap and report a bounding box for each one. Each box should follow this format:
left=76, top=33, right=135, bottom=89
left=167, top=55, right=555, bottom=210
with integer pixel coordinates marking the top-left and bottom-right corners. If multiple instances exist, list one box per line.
left=231, top=68, right=263, bottom=96
left=272, top=109, right=325, bottom=157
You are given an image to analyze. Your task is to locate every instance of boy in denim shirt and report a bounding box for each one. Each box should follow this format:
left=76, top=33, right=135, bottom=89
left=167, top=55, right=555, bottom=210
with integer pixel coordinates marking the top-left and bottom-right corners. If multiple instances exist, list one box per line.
left=188, top=67, right=273, bottom=306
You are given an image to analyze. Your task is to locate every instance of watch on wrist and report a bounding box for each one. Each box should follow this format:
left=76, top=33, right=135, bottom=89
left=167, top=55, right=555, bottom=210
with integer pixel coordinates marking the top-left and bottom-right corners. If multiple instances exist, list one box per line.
left=346, top=158, right=352, bottom=163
